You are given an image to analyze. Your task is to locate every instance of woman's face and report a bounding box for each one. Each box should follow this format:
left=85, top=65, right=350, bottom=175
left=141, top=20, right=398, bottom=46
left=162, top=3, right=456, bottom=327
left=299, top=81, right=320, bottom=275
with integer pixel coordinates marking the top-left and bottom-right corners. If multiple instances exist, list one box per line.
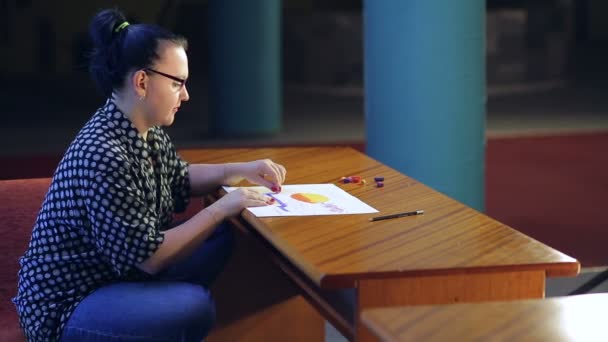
left=143, top=41, right=190, bottom=127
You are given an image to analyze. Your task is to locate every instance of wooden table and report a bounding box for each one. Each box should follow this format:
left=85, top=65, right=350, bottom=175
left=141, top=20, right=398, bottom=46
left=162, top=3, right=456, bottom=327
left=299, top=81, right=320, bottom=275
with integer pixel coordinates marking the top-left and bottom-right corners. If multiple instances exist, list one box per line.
left=362, top=293, right=607, bottom=341
left=180, top=147, right=579, bottom=341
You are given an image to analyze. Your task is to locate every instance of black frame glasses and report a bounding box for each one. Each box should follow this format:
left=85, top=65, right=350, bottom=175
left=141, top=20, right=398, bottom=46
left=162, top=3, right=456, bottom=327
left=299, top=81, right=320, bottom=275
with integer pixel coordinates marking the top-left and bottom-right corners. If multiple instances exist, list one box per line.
left=143, top=68, right=187, bottom=91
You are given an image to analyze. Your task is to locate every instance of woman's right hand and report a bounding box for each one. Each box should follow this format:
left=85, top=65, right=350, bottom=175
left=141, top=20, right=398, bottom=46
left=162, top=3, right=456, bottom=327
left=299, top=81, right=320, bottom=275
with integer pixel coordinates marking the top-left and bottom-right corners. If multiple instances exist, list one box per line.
left=207, top=188, right=274, bottom=220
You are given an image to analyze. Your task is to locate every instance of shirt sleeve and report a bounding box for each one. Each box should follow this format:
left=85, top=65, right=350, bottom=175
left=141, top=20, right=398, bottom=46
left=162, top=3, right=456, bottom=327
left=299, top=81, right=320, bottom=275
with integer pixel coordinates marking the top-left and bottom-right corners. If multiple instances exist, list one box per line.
left=162, top=135, right=191, bottom=213
left=171, top=155, right=191, bottom=213
left=85, top=163, right=164, bottom=277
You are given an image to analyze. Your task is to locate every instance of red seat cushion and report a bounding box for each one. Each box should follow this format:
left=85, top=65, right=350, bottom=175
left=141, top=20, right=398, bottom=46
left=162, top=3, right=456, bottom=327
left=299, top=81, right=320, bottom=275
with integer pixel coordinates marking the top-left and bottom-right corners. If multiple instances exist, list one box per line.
left=0, top=178, right=51, bottom=341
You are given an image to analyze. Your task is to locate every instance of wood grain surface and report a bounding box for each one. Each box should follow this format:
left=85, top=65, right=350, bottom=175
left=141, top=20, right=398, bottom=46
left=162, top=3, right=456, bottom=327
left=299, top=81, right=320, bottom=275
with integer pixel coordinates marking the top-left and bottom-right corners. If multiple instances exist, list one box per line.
left=361, top=293, right=608, bottom=341
left=180, top=147, right=579, bottom=289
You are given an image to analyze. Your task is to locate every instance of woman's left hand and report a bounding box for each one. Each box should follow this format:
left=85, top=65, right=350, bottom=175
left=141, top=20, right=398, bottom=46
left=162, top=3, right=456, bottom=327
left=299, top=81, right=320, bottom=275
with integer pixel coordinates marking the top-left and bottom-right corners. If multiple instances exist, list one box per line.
left=225, top=159, right=287, bottom=192
left=239, top=159, right=286, bottom=193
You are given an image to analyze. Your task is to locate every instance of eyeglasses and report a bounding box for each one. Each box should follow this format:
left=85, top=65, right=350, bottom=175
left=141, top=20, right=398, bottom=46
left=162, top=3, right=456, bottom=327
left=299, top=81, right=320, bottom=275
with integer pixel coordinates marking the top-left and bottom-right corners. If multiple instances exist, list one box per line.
left=143, top=68, right=187, bottom=91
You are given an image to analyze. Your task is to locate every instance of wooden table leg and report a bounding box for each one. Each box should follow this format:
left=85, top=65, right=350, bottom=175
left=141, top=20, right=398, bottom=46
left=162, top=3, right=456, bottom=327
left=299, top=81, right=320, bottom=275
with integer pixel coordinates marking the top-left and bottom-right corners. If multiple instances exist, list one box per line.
left=355, top=270, right=546, bottom=342
left=207, top=226, right=325, bottom=342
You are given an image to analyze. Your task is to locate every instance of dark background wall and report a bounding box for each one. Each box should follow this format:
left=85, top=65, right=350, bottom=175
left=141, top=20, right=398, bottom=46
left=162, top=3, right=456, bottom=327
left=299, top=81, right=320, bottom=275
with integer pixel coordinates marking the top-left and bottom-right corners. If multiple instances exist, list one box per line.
left=1, top=0, right=602, bottom=82
left=0, top=0, right=606, bottom=147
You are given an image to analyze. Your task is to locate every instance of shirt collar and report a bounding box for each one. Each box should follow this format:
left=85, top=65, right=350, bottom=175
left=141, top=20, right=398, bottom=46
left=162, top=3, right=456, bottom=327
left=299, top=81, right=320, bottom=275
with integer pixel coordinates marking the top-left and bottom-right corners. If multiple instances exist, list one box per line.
left=100, top=99, right=159, bottom=159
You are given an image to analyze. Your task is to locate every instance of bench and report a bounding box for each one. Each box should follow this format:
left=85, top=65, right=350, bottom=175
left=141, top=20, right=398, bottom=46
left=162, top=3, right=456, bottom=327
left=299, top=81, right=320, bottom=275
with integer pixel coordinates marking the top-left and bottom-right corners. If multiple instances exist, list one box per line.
left=0, top=178, right=51, bottom=341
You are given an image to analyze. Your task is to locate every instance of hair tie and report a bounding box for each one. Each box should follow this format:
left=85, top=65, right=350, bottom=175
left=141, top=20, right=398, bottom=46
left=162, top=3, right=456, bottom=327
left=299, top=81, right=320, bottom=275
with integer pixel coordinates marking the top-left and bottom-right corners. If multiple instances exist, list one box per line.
left=114, top=21, right=130, bottom=33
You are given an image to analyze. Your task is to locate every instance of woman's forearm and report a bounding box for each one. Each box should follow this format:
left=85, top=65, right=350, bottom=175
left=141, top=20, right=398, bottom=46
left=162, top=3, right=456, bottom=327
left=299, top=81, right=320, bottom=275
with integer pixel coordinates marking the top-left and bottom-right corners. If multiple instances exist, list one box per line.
left=137, top=205, right=224, bottom=275
left=188, top=163, right=245, bottom=196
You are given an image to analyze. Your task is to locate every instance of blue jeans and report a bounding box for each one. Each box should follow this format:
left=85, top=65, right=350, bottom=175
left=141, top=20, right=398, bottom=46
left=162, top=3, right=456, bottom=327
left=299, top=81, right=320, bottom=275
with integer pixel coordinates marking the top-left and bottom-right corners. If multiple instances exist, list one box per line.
left=60, top=223, right=234, bottom=342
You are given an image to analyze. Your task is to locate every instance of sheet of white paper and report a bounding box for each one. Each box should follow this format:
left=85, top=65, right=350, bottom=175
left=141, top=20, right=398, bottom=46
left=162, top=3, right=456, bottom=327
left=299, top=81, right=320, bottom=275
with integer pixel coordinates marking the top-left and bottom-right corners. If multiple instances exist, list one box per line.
left=223, top=184, right=378, bottom=217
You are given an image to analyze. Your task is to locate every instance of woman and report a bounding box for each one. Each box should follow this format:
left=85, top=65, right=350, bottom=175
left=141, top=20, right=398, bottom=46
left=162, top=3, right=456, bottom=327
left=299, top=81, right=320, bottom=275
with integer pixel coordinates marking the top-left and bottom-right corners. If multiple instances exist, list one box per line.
left=13, top=8, right=285, bottom=341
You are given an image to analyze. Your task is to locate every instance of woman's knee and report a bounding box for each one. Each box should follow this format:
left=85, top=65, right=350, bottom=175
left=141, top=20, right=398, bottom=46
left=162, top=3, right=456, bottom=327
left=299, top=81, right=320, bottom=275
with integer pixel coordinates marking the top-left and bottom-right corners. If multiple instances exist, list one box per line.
left=205, top=222, right=236, bottom=269
left=169, top=283, right=216, bottom=340
left=176, top=284, right=216, bottom=324
left=214, top=222, right=235, bottom=251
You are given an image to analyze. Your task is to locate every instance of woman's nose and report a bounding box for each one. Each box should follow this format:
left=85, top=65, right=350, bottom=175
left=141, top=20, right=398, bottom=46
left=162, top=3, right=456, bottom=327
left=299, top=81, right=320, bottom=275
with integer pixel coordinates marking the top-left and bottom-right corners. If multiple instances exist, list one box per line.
left=181, top=85, right=190, bottom=101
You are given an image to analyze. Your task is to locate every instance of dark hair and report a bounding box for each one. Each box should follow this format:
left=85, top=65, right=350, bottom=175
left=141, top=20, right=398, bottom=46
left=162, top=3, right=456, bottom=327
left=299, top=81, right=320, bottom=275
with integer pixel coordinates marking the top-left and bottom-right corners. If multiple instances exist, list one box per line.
left=88, top=8, right=188, bottom=97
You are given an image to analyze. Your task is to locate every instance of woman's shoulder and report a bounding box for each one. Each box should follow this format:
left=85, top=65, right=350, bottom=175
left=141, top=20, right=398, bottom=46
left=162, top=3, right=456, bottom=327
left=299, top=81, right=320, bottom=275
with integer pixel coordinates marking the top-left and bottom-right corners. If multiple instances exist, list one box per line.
left=62, top=116, right=133, bottom=172
left=70, top=120, right=128, bottom=158
left=59, top=136, right=131, bottom=177
left=72, top=102, right=133, bottom=147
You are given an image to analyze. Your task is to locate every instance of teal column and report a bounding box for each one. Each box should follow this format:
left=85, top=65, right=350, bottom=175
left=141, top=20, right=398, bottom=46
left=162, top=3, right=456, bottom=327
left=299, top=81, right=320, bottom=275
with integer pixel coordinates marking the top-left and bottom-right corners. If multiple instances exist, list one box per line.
left=208, top=0, right=281, bottom=136
left=364, top=1, right=486, bottom=211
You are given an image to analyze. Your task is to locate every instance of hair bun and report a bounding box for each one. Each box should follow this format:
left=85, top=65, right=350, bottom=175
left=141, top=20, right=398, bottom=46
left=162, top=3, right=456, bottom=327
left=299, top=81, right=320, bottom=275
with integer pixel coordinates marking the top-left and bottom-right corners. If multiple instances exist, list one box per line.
left=89, top=8, right=127, bottom=48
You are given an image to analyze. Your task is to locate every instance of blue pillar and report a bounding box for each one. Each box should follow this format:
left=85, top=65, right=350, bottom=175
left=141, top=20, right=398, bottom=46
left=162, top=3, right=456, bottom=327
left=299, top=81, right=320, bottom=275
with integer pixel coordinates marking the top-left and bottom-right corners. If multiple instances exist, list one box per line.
left=364, top=1, right=486, bottom=211
left=208, top=0, right=281, bottom=136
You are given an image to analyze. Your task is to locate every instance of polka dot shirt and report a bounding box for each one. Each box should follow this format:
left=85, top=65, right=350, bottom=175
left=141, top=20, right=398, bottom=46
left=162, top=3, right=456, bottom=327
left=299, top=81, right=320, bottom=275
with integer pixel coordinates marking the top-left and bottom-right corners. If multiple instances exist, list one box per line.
left=13, top=99, right=191, bottom=341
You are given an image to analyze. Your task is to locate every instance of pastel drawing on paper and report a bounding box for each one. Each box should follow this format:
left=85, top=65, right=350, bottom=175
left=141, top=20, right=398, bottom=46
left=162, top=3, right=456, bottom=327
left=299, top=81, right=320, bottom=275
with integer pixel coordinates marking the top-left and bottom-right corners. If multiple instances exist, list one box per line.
left=223, top=184, right=378, bottom=217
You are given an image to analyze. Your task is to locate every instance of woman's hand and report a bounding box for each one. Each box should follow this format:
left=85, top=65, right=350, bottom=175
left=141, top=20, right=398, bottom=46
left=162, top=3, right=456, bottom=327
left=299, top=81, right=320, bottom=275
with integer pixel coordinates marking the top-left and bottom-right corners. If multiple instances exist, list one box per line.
left=208, top=188, right=275, bottom=220
left=227, top=159, right=287, bottom=193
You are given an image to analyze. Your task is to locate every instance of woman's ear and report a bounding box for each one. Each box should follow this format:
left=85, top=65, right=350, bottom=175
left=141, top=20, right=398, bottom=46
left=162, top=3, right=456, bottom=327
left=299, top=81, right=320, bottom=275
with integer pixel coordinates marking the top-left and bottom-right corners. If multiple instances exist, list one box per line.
left=132, top=70, right=148, bottom=99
